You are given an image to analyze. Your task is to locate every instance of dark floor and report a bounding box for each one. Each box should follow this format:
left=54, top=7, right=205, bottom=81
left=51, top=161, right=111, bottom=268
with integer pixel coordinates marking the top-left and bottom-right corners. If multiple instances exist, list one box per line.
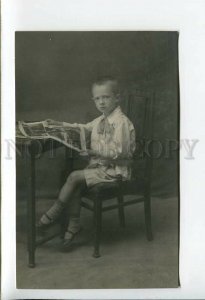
left=16, top=196, right=179, bottom=289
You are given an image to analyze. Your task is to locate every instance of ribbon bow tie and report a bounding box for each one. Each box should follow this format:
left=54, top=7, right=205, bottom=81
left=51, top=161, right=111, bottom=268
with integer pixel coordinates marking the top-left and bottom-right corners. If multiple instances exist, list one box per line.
left=97, top=117, right=114, bottom=134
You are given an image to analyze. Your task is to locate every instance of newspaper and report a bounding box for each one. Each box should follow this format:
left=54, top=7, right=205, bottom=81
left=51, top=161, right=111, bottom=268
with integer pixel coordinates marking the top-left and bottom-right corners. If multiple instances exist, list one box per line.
left=16, top=120, right=86, bottom=152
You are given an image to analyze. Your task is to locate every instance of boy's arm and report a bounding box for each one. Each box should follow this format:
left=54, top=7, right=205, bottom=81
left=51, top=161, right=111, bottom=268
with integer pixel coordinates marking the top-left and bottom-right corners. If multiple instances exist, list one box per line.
left=45, top=119, right=63, bottom=126
left=62, top=121, right=80, bottom=128
left=64, top=121, right=95, bottom=131
left=45, top=119, right=74, bottom=127
left=80, top=121, right=136, bottom=162
left=103, top=121, right=136, bottom=160
left=45, top=119, right=92, bottom=130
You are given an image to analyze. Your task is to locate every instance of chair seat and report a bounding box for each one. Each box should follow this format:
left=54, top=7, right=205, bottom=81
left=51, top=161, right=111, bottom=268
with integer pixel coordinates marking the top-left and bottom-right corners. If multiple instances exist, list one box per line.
left=84, top=177, right=147, bottom=201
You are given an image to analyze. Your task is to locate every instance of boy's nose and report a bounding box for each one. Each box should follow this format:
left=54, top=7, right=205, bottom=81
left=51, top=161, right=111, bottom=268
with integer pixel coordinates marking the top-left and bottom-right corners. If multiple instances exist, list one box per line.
left=99, top=98, right=105, bottom=104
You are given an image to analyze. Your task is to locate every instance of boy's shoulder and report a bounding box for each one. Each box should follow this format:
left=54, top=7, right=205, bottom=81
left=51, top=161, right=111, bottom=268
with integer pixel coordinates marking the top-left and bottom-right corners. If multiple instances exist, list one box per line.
left=113, top=108, right=134, bottom=126
left=88, top=107, right=134, bottom=129
left=90, top=115, right=103, bottom=124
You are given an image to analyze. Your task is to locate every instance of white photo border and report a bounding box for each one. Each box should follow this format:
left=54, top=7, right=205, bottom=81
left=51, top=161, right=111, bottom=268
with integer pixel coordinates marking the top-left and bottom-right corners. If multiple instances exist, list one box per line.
left=1, top=0, right=205, bottom=299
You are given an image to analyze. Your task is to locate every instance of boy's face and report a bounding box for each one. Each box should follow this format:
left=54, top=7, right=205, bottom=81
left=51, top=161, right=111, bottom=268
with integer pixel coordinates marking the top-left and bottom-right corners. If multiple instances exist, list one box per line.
left=92, top=82, right=119, bottom=116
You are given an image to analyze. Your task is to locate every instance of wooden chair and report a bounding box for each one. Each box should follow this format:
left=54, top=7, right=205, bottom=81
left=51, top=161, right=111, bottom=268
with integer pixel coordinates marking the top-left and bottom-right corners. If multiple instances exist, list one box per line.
left=81, top=89, right=155, bottom=258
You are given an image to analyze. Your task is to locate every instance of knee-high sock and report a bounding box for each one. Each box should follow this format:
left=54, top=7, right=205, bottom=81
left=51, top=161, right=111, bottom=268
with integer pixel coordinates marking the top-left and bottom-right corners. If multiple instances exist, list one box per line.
left=64, top=217, right=81, bottom=240
left=40, top=200, right=65, bottom=224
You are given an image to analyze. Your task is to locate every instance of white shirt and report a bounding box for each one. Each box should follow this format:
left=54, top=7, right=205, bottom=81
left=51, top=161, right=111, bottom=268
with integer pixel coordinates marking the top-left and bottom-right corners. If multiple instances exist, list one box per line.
left=78, top=106, right=136, bottom=180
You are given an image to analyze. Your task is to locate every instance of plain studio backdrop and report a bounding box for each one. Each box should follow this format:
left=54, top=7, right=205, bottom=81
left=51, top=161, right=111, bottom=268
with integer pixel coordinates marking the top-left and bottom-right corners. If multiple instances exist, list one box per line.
left=14, top=31, right=179, bottom=290
left=16, top=31, right=179, bottom=200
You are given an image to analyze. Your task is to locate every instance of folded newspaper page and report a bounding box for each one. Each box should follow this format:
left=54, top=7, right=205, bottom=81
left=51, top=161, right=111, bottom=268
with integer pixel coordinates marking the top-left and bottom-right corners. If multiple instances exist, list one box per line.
left=16, top=120, right=86, bottom=152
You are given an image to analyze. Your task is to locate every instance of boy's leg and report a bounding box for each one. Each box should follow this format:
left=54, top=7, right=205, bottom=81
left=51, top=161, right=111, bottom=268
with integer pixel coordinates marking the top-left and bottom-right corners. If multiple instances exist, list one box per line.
left=60, top=188, right=83, bottom=236
left=59, top=170, right=86, bottom=204
left=63, top=189, right=83, bottom=243
left=39, top=170, right=86, bottom=225
left=68, top=188, right=83, bottom=218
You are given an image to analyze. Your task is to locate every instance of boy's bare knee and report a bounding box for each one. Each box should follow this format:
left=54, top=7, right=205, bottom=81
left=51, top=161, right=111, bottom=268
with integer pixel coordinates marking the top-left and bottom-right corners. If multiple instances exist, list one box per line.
left=66, top=170, right=83, bottom=184
left=67, top=171, right=77, bottom=182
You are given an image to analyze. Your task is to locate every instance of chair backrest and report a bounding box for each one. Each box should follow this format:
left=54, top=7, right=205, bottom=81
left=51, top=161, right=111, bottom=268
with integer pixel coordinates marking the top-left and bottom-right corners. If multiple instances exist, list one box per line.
left=121, top=88, right=155, bottom=184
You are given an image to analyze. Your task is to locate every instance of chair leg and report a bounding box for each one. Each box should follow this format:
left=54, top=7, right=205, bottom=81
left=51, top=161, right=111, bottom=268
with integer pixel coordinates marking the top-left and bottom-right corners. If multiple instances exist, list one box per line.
left=117, top=195, right=125, bottom=227
left=93, top=199, right=102, bottom=258
left=144, top=195, right=153, bottom=241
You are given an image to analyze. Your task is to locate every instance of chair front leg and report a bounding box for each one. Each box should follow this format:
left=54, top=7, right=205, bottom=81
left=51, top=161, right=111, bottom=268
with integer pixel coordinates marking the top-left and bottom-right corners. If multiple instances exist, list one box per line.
left=93, top=198, right=102, bottom=258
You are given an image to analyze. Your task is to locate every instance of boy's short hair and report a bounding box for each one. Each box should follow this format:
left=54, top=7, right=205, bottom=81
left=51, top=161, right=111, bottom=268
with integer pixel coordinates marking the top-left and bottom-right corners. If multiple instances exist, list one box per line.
left=92, top=76, right=120, bottom=95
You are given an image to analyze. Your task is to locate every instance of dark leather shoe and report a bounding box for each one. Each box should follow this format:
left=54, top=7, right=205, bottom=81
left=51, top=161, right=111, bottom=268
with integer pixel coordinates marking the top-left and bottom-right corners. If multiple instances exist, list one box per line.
left=61, top=228, right=82, bottom=251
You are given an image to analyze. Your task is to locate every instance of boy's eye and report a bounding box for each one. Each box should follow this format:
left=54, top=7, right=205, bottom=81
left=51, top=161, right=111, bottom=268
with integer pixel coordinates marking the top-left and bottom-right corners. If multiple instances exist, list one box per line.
left=93, top=95, right=111, bottom=101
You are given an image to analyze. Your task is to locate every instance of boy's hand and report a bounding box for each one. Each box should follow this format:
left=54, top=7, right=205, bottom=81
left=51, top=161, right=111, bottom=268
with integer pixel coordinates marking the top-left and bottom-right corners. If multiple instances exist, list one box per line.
left=79, top=150, right=89, bottom=157
left=79, top=149, right=98, bottom=157
left=45, top=119, right=62, bottom=127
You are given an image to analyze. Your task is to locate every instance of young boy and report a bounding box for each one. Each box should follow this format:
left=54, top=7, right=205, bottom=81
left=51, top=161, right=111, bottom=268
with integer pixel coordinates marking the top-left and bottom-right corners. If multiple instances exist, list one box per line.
left=37, top=77, right=136, bottom=250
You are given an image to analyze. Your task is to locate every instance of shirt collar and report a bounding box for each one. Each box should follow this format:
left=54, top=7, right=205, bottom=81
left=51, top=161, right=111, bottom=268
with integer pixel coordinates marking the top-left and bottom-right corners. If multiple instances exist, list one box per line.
left=102, top=106, right=122, bottom=124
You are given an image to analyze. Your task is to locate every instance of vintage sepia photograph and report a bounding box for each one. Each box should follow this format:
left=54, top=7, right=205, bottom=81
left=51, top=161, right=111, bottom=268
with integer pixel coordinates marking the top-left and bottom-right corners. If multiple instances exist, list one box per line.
left=15, top=31, right=179, bottom=289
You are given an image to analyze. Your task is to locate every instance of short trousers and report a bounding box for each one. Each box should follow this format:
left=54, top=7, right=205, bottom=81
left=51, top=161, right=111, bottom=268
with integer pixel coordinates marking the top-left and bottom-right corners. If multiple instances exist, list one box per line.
left=84, top=165, right=118, bottom=188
